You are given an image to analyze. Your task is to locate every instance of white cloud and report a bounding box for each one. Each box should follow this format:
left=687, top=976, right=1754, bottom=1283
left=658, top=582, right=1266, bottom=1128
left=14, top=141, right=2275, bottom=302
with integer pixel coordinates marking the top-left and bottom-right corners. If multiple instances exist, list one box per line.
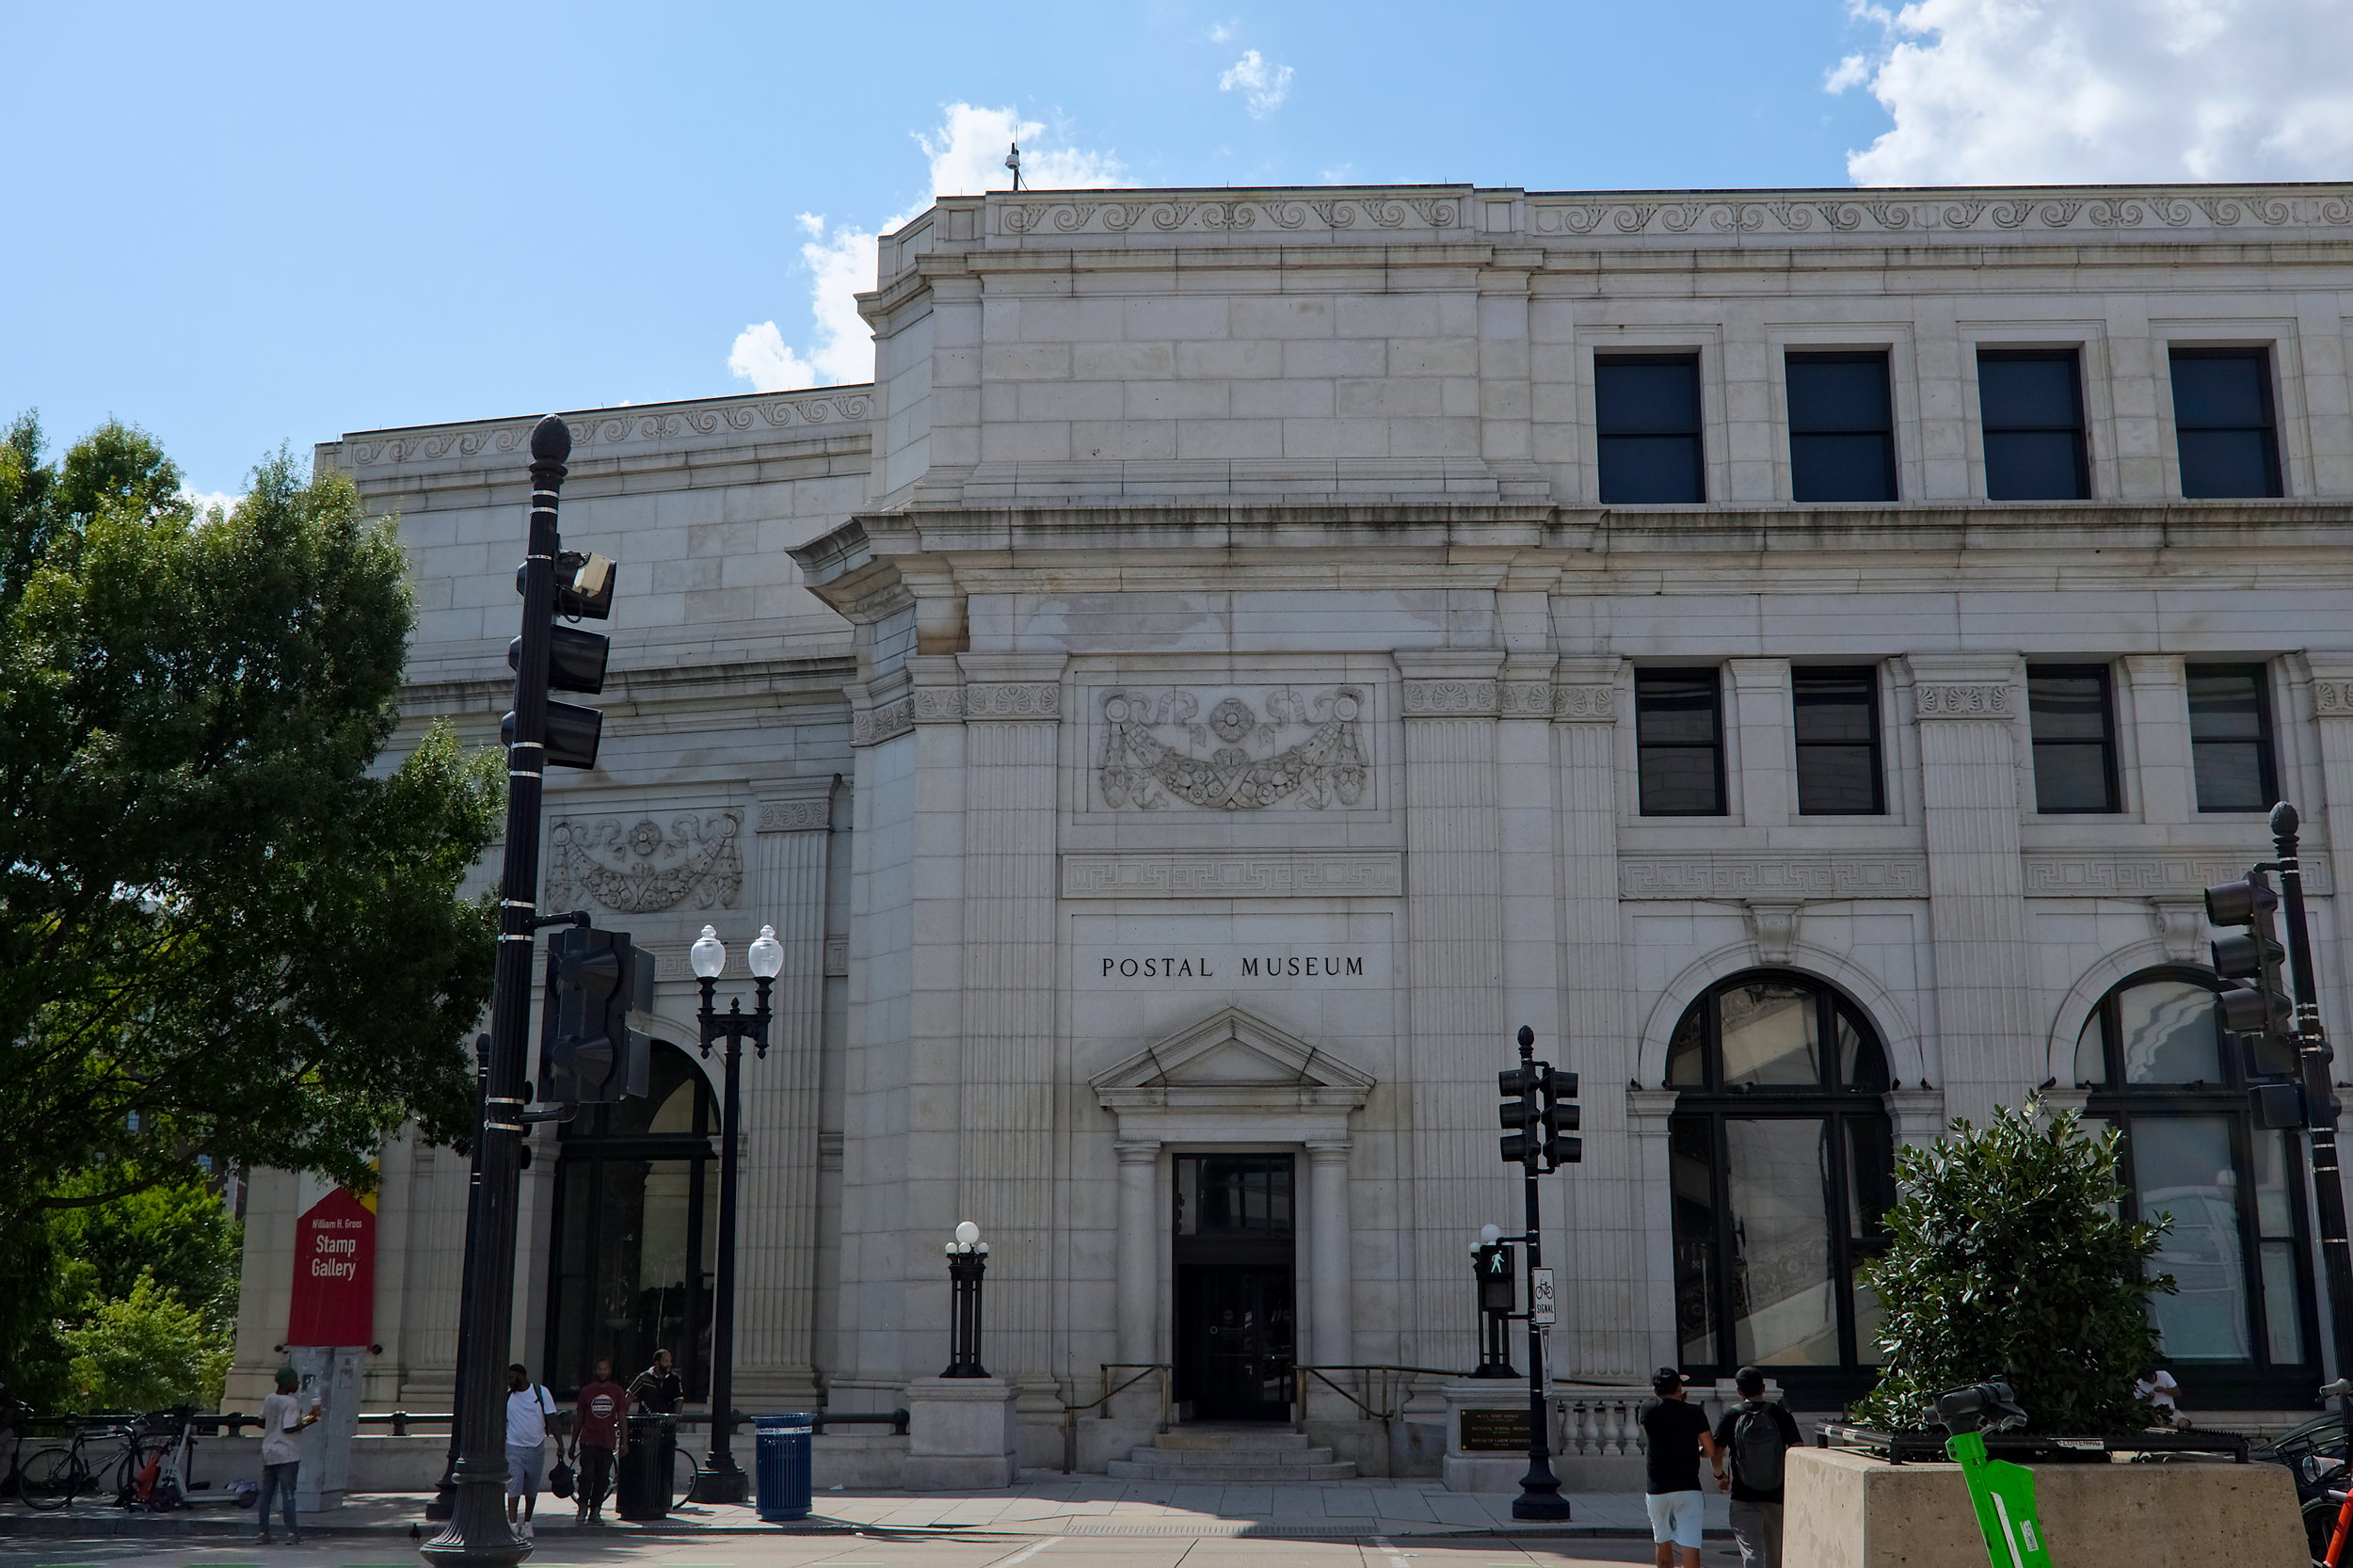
left=1830, top=0, right=2353, bottom=184
left=1218, top=50, right=1294, bottom=119
left=1207, top=20, right=1236, bottom=42
left=728, top=104, right=1127, bottom=392
left=178, top=488, right=239, bottom=521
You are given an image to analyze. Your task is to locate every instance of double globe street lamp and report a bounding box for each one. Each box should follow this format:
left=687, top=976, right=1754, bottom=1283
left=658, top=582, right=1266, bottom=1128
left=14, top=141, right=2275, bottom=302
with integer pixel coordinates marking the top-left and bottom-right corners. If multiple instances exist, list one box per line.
left=940, top=1221, right=992, bottom=1378
left=683, top=922, right=783, bottom=1504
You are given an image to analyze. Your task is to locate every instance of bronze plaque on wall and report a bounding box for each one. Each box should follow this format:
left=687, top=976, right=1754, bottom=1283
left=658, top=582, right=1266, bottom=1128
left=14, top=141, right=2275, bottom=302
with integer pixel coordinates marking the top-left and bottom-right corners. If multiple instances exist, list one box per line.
left=1459, top=1408, right=1531, bottom=1452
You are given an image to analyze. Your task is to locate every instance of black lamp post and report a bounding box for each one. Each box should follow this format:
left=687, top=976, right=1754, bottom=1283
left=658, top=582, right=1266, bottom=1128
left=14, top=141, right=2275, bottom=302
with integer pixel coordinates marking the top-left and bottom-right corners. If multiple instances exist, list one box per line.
left=682, top=922, right=782, bottom=1506
left=940, top=1222, right=991, bottom=1377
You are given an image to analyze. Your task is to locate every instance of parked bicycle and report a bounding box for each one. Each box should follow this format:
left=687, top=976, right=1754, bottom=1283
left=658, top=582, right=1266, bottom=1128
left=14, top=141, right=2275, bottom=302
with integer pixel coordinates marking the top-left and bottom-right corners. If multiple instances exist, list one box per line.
left=15, top=1409, right=195, bottom=1512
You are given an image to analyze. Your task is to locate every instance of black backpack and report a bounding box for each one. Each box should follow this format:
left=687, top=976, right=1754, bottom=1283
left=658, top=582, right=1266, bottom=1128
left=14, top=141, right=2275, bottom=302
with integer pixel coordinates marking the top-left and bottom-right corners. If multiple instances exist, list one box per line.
left=1731, top=1400, right=1788, bottom=1492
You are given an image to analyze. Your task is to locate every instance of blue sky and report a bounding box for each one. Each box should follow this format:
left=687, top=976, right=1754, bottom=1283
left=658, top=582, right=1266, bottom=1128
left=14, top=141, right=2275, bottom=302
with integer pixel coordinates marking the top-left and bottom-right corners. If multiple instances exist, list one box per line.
left=6, top=0, right=2349, bottom=497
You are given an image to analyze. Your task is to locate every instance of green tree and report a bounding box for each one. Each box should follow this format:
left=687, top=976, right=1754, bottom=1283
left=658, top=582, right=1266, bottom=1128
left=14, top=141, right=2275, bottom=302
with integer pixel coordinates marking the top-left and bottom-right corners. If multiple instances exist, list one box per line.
left=59, top=1274, right=232, bottom=1413
left=0, top=412, right=501, bottom=1403
left=1852, top=1098, right=2172, bottom=1434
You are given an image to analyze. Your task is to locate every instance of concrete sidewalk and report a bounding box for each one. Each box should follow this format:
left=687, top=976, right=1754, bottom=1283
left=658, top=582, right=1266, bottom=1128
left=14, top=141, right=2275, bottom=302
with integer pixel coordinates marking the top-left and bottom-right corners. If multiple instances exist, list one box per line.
left=0, top=1476, right=1730, bottom=1541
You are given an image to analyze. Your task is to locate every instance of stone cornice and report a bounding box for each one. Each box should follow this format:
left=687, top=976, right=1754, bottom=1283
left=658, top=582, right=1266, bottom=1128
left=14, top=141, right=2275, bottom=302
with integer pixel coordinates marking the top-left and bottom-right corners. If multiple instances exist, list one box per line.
left=323, top=386, right=875, bottom=476
left=397, top=653, right=855, bottom=721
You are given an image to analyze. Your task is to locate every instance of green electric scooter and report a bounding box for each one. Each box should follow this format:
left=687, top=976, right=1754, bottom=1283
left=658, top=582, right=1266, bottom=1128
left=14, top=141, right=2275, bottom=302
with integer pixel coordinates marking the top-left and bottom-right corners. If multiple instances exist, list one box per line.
left=1931, top=1382, right=2057, bottom=1568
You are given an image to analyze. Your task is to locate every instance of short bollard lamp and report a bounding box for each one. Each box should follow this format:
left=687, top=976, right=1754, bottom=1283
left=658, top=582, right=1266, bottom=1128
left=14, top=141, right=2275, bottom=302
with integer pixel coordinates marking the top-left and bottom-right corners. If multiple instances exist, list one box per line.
left=940, top=1221, right=991, bottom=1378
left=683, top=922, right=785, bottom=1505
left=1470, top=1223, right=1519, bottom=1379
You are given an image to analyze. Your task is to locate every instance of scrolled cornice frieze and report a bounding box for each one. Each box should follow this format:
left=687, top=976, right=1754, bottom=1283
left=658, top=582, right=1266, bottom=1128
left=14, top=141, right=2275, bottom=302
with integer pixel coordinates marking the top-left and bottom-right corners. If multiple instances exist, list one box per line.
left=851, top=696, right=913, bottom=747
left=342, top=387, right=873, bottom=469
left=1913, top=682, right=2014, bottom=720
left=2313, top=679, right=2353, bottom=719
left=756, top=797, right=833, bottom=834
left=1552, top=683, right=1616, bottom=724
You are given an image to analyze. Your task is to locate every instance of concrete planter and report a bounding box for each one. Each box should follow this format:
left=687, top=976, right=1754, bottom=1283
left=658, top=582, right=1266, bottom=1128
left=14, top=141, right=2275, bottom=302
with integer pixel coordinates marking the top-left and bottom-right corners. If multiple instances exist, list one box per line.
left=1785, top=1445, right=2307, bottom=1568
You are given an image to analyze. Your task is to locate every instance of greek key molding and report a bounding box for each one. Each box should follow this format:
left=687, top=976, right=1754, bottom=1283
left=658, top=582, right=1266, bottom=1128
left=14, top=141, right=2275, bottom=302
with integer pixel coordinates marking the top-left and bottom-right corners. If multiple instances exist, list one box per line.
left=851, top=696, right=913, bottom=747
left=2314, top=680, right=2353, bottom=717
left=1552, top=684, right=1616, bottom=723
left=1400, top=679, right=1499, bottom=717
left=963, top=682, right=1063, bottom=721
left=2024, top=853, right=2332, bottom=898
left=1619, top=854, right=1929, bottom=901
left=1097, top=686, right=1370, bottom=812
left=1913, top=682, right=2013, bottom=719
left=756, top=797, right=831, bottom=834
left=1061, top=852, right=1404, bottom=899
left=343, top=387, right=872, bottom=468
left=545, top=811, right=743, bottom=914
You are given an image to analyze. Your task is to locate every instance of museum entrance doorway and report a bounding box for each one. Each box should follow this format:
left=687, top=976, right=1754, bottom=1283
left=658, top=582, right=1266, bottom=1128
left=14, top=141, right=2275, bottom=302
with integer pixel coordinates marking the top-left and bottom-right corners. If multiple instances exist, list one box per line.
left=1172, top=1153, right=1295, bottom=1422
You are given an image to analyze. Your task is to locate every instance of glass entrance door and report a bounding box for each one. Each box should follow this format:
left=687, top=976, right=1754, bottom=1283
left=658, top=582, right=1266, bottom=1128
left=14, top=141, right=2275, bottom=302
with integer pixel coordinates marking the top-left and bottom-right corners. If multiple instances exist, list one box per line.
left=1172, top=1154, right=1295, bottom=1422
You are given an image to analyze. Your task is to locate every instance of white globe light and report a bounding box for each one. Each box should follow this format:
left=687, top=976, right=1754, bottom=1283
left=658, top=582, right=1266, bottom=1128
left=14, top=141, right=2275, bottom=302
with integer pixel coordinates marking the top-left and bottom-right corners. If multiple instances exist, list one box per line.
left=689, top=925, right=727, bottom=980
left=1480, top=1224, right=1502, bottom=1245
left=954, top=1220, right=981, bottom=1246
left=747, top=924, right=785, bottom=980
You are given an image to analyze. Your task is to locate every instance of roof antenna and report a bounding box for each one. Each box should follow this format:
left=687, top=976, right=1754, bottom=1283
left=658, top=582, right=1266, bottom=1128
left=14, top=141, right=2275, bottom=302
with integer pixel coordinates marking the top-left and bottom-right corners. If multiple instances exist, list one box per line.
left=1004, top=139, right=1023, bottom=191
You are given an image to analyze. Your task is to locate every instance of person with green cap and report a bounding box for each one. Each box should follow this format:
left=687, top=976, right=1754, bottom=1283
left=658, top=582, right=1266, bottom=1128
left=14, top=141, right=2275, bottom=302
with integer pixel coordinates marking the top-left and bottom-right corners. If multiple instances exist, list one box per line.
left=256, top=1367, right=319, bottom=1545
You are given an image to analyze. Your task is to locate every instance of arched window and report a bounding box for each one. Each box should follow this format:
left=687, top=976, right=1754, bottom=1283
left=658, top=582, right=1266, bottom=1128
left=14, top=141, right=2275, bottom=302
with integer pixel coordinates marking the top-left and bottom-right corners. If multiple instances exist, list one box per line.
left=544, top=1043, right=719, bottom=1400
left=1667, top=971, right=1897, bottom=1401
left=2075, top=967, right=2317, bottom=1405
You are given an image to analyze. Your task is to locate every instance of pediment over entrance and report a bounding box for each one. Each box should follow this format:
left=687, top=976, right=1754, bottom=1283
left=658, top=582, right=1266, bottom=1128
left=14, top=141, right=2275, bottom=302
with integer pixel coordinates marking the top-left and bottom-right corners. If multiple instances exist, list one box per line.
left=1089, top=1006, right=1375, bottom=1113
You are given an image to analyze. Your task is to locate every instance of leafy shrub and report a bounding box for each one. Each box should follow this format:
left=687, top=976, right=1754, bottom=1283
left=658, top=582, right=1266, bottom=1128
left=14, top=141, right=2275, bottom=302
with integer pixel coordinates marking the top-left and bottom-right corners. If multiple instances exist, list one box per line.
left=60, top=1273, right=231, bottom=1413
left=1852, top=1098, right=2172, bottom=1434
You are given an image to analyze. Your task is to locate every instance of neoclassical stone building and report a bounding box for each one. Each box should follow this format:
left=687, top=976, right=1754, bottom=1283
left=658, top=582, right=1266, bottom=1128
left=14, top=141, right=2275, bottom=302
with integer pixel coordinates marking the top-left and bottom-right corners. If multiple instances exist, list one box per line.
left=232, top=180, right=2353, bottom=1464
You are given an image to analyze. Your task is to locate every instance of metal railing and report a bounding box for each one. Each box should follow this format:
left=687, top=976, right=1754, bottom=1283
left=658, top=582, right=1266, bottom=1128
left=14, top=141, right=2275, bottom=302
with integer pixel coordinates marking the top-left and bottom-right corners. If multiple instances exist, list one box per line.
left=1060, top=1364, right=1170, bottom=1474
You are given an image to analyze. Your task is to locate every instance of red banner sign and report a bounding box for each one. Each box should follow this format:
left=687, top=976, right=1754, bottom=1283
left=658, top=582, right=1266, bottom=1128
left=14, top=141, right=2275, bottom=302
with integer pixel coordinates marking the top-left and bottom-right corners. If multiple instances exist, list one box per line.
left=285, top=1185, right=375, bottom=1347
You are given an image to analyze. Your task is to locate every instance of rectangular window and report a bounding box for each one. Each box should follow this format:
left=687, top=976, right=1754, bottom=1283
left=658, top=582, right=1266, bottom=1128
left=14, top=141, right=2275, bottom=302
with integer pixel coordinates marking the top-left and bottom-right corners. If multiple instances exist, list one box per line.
left=1978, top=349, right=2089, bottom=500
left=2028, top=664, right=2120, bottom=813
left=1786, top=350, right=1897, bottom=503
left=1793, top=665, right=1884, bottom=815
left=2170, top=348, right=2283, bottom=498
left=1596, top=353, right=1705, bottom=504
left=1637, top=668, right=1725, bottom=816
left=2186, top=664, right=2277, bottom=813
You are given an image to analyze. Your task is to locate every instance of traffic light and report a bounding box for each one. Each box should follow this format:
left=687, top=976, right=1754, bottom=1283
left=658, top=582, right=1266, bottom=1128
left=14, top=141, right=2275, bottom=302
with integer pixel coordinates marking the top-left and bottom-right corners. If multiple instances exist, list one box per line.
left=539, top=924, right=656, bottom=1103
left=2206, top=871, right=2297, bottom=1067
left=504, top=549, right=617, bottom=770
left=1539, top=1066, right=1583, bottom=1167
left=1498, top=1065, right=1539, bottom=1165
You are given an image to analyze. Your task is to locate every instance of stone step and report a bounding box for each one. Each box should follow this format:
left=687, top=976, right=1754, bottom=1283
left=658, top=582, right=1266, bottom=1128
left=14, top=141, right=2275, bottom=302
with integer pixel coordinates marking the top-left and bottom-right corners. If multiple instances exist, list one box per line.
left=1146, top=1430, right=1320, bottom=1452
left=1105, top=1457, right=1359, bottom=1481
left=1128, top=1442, right=1341, bottom=1466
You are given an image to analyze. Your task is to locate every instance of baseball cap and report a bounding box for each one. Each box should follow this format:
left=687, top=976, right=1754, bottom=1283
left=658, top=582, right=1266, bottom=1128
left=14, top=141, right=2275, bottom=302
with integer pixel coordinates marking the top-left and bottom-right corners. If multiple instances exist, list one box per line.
left=1652, top=1366, right=1689, bottom=1396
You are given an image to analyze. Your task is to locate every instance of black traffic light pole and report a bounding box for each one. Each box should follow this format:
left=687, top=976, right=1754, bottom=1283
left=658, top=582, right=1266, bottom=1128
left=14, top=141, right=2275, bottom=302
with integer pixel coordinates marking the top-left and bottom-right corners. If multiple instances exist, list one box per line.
left=2269, top=805, right=2353, bottom=1390
left=1507, top=1025, right=1572, bottom=1523
left=423, top=417, right=572, bottom=1568
left=686, top=974, right=774, bottom=1505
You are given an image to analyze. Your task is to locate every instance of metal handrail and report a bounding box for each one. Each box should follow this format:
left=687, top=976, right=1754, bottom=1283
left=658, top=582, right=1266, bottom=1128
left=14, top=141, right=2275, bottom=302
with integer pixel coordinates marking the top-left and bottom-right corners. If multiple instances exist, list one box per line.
left=1060, top=1364, right=1170, bottom=1474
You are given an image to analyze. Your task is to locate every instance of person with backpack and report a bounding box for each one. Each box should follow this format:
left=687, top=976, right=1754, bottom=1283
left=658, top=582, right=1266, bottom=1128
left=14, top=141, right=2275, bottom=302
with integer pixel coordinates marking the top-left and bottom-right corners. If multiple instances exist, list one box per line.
left=504, top=1364, right=565, bottom=1542
left=1712, top=1365, right=1803, bottom=1568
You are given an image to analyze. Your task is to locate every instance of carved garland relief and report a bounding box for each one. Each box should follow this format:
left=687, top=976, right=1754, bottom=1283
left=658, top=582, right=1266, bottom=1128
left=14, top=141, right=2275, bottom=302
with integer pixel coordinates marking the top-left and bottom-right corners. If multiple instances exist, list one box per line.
left=545, top=812, right=743, bottom=914
left=1097, top=687, right=1370, bottom=811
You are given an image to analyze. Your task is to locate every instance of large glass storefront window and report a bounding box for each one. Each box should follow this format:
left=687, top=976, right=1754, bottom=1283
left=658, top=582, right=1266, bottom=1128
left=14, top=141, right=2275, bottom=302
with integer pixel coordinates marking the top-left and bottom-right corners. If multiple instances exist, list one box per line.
left=2075, top=968, right=2317, bottom=1405
left=544, top=1045, right=718, bottom=1400
left=1668, top=971, right=1897, bottom=1403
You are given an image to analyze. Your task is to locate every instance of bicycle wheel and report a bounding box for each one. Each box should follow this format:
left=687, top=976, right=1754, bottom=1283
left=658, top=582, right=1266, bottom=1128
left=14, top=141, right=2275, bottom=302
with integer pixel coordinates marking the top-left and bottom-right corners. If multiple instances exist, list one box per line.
left=21, top=1448, right=83, bottom=1511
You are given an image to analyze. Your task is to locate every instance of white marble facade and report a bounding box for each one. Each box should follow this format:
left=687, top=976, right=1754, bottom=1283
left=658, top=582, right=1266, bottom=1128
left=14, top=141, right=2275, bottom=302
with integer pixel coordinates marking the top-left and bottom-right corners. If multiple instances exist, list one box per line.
left=232, top=181, right=2353, bottom=1452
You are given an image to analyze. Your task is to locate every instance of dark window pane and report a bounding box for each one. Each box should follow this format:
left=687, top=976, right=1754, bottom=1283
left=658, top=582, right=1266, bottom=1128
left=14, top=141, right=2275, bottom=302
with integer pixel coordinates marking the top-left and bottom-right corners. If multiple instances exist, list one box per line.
left=2187, top=664, right=2275, bottom=812
left=1794, top=665, right=1882, bottom=815
left=1787, top=355, right=1893, bottom=432
left=2173, top=353, right=2271, bottom=429
left=1984, top=430, right=2088, bottom=501
left=1596, top=357, right=1702, bottom=434
left=1637, top=668, right=1724, bottom=816
left=2178, top=429, right=2282, bottom=500
left=2028, top=665, right=2118, bottom=812
left=1791, top=433, right=1897, bottom=503
left=1979, top=354, right=2082, bottom=429
left=1670, top=1118, right=1719, bottom=1365
left=1598, top=434, right=1705, bottom=504
left=2171, top=350, right=2282, bottom=498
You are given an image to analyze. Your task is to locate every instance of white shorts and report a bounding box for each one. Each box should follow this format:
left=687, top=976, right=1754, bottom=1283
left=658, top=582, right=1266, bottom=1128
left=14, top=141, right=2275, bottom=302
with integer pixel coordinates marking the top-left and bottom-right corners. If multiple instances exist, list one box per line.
left=1646, top=1489, right=1706, bottom=1549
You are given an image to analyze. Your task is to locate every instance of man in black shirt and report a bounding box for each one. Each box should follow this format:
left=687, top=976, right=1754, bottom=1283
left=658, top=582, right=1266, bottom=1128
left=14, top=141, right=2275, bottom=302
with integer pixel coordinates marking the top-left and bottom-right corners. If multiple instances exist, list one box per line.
left=1639, top=1367, right=1720, bottom=1568
left=1711, top=1365, right=1802, bottom=1568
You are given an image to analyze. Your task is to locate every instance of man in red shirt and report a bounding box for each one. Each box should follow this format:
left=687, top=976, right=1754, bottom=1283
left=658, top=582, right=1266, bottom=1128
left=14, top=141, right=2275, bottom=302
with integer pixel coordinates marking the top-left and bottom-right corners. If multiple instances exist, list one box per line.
left=573, top=1359, right=630, bottom=1524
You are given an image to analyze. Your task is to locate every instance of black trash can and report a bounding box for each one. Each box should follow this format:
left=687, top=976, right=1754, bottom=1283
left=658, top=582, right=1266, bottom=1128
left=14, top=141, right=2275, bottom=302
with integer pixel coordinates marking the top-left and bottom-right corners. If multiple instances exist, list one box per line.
left=616, top=1416, right=676, bottom=1520
left=752, top=1414, right=814, bottom=1522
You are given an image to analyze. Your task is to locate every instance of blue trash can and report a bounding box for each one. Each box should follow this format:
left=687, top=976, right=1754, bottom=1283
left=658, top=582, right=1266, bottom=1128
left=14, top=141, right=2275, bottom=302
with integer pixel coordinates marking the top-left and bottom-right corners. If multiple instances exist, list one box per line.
left=752, top=1413, right=815, bottom=1522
